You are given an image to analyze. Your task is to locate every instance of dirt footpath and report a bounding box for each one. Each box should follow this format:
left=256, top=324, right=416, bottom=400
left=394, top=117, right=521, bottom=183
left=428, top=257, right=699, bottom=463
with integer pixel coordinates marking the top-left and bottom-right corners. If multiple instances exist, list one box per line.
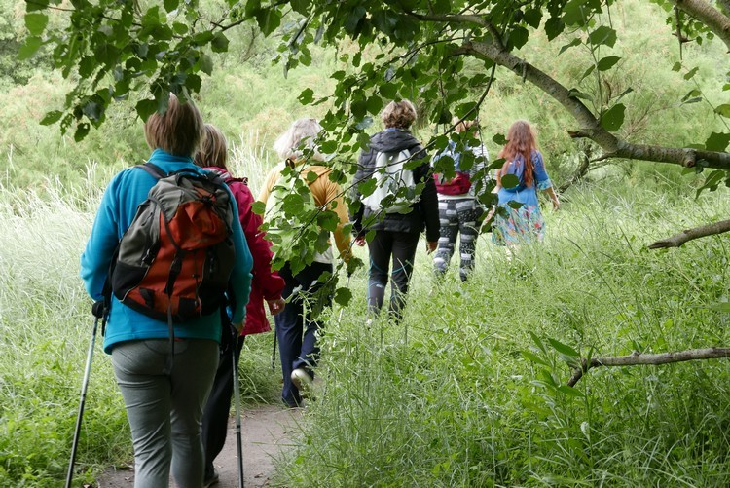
left=95, top=404, right=302, bottom=487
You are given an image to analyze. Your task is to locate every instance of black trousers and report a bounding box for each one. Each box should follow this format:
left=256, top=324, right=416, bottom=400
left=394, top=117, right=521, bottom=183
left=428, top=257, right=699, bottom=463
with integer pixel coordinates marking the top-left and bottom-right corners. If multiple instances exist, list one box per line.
left=201, top=327, right=244, bottom=474
left=367, top=230, right=420, bottom=322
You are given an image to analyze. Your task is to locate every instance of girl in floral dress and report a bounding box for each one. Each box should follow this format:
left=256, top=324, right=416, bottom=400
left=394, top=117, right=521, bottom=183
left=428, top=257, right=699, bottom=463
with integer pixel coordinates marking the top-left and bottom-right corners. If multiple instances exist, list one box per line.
left=492, top=120, right=560, bottom=246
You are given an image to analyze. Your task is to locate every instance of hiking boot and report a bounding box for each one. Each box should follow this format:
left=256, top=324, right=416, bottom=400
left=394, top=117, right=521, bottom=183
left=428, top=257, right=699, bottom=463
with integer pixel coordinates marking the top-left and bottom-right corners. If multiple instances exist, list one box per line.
left=203, top=467, right=219, bottom=487
left=290, top=368, right=313, bottom=397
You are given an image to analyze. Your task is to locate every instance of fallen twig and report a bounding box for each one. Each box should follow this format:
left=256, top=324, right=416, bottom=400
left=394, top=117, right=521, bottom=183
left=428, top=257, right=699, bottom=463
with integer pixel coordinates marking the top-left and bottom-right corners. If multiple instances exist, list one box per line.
left=568, top=347, right=730, bottom=387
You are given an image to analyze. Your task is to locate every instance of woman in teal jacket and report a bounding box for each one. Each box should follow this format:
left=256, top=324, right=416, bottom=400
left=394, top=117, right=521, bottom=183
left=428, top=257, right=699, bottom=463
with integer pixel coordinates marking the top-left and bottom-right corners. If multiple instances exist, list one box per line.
left=80, top=94, right=252, bottom=488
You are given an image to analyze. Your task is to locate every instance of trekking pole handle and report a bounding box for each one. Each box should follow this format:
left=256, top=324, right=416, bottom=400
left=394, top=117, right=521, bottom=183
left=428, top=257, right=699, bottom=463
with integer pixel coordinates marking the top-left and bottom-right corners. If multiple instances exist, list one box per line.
left=91, top=300, right=106, bottom=319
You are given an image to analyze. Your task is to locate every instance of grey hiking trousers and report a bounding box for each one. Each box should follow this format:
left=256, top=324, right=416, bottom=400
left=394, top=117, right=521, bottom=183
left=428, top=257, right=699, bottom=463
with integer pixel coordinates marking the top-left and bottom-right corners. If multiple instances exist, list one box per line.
left=111, top=338, right=219, bottom=488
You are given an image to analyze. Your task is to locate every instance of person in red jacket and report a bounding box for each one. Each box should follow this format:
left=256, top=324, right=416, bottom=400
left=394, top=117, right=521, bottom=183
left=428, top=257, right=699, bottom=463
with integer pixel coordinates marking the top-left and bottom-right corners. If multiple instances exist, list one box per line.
left=195, top=124, right=286, bottom=487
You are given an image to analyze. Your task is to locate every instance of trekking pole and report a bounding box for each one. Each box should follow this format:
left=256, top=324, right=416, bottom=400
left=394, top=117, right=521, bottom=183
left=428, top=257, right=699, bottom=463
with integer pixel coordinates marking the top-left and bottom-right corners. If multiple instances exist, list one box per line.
left=271, top=332, right=277, bottom=372
left=65, top=301, right=105, bottom=488
left=230, top=323, right=245, bottom=488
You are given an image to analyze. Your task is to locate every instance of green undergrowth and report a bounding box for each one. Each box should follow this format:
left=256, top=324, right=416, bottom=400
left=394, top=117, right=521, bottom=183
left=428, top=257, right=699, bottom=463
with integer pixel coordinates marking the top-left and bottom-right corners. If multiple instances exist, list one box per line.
left=279, top=182, right=730, bottom=487
left=1, top=173, right=728, bottom=487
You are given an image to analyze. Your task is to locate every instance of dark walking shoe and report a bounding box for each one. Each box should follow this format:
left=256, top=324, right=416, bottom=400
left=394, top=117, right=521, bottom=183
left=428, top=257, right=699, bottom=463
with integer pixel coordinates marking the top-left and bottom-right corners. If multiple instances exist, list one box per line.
left=203, top=467, right=219, bottom=487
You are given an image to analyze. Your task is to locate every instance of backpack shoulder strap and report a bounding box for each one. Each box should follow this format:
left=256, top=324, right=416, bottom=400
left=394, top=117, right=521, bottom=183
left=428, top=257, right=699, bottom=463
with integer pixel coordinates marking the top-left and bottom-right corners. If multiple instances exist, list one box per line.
left=225, top=176, right=248, bottom=186
left=138, top=162, right=167, bottom=179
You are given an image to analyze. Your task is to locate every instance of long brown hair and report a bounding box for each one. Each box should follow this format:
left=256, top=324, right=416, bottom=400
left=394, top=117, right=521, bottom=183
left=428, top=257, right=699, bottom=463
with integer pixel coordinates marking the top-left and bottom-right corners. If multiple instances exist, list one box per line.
left=194, top=124, right=228, bottom=169
left=497, top=120, right=538, bottom=188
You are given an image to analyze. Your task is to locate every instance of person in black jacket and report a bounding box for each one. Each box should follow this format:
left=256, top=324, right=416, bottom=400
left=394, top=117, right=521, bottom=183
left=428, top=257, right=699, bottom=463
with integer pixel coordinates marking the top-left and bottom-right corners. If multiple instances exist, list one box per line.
left=351, top=99, right=440, bottom=322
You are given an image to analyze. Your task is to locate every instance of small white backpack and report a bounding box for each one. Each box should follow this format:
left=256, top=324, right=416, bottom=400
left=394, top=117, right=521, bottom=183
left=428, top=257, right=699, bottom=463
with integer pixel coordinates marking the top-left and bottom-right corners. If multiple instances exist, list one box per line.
left=362, top=149, right=419, bottom=214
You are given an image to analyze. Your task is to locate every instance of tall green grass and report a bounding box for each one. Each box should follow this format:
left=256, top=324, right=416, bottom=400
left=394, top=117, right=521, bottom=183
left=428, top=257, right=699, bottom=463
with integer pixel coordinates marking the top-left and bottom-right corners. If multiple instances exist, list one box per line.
left=279, top=182, right=730, bottom=487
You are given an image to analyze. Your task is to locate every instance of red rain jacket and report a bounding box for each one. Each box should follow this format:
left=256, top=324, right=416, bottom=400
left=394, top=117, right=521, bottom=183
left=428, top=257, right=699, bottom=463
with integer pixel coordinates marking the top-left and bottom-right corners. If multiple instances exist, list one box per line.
left=210, top=167, right=285, bottom=336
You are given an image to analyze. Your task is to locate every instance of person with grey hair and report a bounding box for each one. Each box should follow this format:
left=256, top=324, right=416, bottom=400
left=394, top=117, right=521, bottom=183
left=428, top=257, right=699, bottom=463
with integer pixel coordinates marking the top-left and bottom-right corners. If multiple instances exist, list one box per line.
left=258, top=118, right=352, bottom=407
left=350, top=99, right=440, bottom=322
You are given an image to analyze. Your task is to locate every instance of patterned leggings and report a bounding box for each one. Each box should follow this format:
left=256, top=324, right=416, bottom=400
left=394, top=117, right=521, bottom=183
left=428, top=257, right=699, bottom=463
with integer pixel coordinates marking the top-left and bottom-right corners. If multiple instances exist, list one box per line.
left=433, top=198, right=484, bottom=281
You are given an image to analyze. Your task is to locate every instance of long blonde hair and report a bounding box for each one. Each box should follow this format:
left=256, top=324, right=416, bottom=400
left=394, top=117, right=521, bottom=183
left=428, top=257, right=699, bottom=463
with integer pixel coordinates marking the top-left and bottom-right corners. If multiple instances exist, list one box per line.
left=497, top=120, right=538, bottom=188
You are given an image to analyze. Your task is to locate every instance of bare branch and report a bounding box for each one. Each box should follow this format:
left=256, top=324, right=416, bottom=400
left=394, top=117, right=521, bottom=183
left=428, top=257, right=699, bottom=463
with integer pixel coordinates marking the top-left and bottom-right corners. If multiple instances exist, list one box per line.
left=455, top=40, right=730, bottom=170
left=670, top=0, right=730, bottom=52
left=647, top=219, right=730, bottom=249
left=558, top=143, right=594, bottom=193
left=403, top=11, right=490, bottom=27
left=568, top=348, right=730, bottom=387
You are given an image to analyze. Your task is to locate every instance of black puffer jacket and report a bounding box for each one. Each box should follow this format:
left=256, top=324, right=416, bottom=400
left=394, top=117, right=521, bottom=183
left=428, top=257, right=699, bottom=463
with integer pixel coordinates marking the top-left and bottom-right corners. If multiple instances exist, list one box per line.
left=350, top=129, right=440, bottom=241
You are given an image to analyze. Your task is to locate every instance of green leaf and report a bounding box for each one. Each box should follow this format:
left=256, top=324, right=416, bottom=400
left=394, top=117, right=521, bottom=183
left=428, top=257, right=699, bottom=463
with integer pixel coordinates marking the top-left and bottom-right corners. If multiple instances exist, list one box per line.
left=74, top=123, right=90, bottom=142
left=164, top=0, right=179, bottom=13
left=714, top=104, right=730, bottom=118
left=547, top=338, right=580, bottom=357
left=529, top=331, right=547, bottom=354
left=199, top=54, right=214, bottom=76
left=563, top=0, right=601, bottom=26
left=251, top=201, right=266, bottom=216
left=25, top=0, right=49, bottom=12
left=601, top=103, right=625, bottom=131
left=211, top=32, right=230, bottom=53
left=172, top=22, right=188, bottom=35
left=559, top=38, right=581, bottom=56
left=358, top=178, right=377, bottom=197
left=18, top=36, right=43, bottom=60
left=367, top=95, right=383, bottom=115
left=492, top=133, right=507, bottom=145
left=334, top=286, right=352, bottom=307
left=255, top=8, right=282, bottom=36
left=579, top=65, right=595, bottom=82
left=298, top=88, right=314, bottom=104
left=351, top=99, right=367, bottom=118
left=672, top=61, right=682, bottom=72
left=588, top=26, right=617, bottom=48
left=508, top=26, right=529, bottom=50
left=705, top=132, right=730, bottom=152
left=24, top=13, right=48, bottom=36
left=135, top=98, right=158, bottom=122
left=597, top=56, right=620, bottom=71
left=501, top=173, right=520, bottom=189
left=544, top=17, right=565, bottom=40
left=684, top=67, right=699, bottom=80
left=40, top=110, right=63, bottom=126
left=558, top=385, right=584, bottom=397
left=522, top=350, right=549, bottom=366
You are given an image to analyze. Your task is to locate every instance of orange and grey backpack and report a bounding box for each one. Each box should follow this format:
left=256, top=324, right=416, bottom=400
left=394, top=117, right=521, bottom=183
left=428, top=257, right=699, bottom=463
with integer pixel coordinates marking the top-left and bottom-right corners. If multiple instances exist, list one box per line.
left=108, top=163, right=236, bottom=323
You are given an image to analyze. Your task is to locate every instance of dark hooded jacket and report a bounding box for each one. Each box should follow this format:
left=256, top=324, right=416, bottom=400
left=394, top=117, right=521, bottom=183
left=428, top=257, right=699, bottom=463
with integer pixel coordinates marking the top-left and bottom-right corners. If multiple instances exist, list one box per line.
left=350, top=129, right=440, bottom=241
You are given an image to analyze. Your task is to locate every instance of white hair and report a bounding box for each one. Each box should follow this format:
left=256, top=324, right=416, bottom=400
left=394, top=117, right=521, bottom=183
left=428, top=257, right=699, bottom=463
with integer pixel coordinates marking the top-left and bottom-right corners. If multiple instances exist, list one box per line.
left=273, top=118, right=325, bottom=161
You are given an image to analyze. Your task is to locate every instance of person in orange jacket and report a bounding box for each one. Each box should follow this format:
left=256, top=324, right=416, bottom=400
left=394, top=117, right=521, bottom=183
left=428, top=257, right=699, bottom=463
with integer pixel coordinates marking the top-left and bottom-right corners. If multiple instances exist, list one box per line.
left=258, top=118, right=352, bottom=408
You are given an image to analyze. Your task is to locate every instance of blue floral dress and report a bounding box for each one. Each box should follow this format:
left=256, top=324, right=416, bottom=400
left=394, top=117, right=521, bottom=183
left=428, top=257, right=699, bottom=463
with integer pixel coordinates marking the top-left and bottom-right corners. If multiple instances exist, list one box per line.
left=492, top=151, right=553, bottom=246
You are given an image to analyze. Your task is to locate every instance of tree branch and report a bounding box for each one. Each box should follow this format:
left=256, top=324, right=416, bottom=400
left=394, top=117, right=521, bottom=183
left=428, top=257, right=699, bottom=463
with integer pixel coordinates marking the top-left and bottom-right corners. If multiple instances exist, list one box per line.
left=671, top=0, right=730, bottom=52
left=456, top=40, right=730, bottom=170
left=568, top=347, right=730, bottom=387
left=647, top=219, right=730, bottom=249
left=557, top=143, right=594, bottom=193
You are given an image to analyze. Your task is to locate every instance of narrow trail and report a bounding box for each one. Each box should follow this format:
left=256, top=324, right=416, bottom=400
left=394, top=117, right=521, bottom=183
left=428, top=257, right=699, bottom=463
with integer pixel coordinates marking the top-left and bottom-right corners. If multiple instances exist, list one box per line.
left=94, top=404, right=302, bottom=487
